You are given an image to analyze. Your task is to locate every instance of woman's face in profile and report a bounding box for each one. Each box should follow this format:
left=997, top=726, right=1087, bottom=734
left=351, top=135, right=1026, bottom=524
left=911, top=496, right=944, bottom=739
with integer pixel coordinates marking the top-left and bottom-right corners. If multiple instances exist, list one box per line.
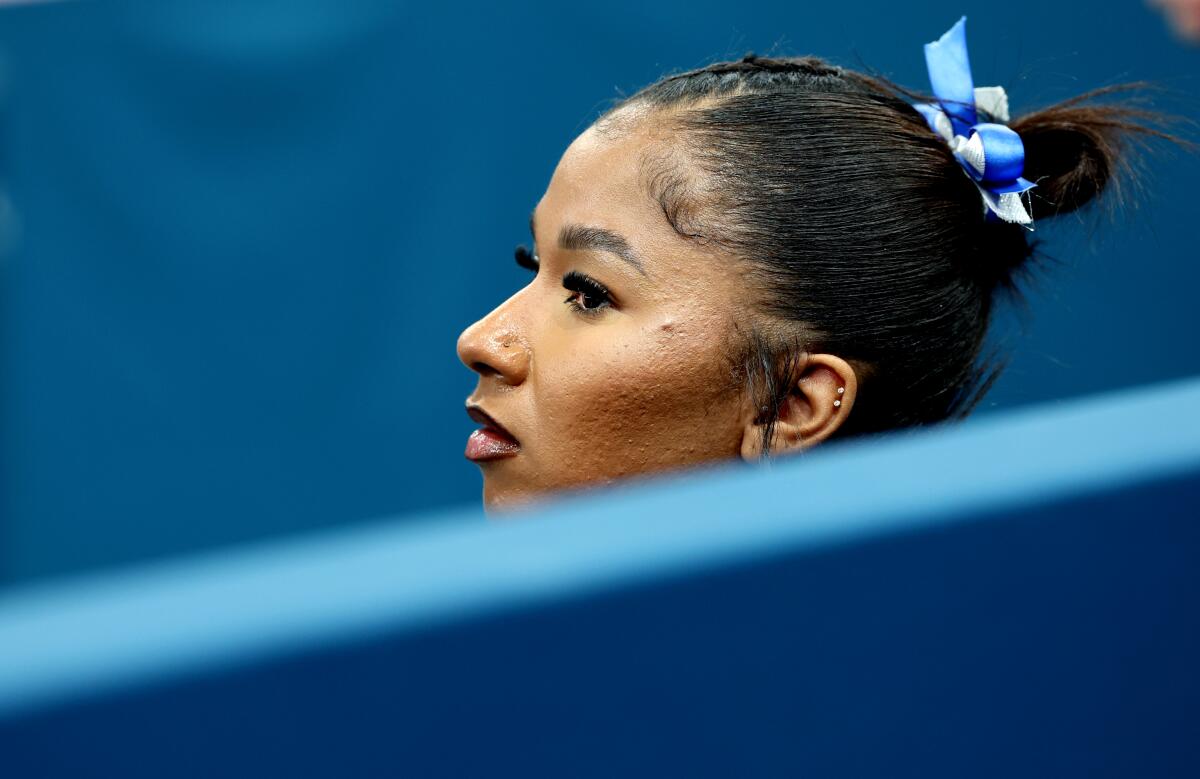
left=456, top=113, right=758, bottom=510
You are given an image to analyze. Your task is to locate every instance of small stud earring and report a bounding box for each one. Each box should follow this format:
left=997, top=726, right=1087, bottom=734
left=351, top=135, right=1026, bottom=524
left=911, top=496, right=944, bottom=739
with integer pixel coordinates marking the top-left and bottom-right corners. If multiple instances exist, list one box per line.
left=834, top=386, right=845, bottom=408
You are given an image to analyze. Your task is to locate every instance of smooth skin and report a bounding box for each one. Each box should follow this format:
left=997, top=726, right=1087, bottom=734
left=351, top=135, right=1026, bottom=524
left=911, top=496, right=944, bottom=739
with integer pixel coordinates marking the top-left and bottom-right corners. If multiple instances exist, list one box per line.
left=457, top=107, right=858, bottom=510
left=1149, top=0, right=1200, bottom=41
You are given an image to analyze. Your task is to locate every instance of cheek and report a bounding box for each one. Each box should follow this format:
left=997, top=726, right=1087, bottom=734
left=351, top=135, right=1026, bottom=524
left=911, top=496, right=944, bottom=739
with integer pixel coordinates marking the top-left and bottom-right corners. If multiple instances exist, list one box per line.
left=530, top=317, right=743, bottom=481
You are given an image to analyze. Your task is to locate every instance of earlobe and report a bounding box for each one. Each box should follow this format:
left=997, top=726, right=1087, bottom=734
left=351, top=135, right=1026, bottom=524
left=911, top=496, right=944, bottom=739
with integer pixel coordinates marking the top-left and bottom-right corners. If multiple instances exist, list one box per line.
left=739, top=353, right=858, bottom=461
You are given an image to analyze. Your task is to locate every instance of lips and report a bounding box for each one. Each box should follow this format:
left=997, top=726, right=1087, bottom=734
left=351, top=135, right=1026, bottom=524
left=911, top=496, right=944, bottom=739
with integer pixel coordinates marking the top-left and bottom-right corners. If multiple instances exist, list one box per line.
left=465, top=405, right=521, bottom=462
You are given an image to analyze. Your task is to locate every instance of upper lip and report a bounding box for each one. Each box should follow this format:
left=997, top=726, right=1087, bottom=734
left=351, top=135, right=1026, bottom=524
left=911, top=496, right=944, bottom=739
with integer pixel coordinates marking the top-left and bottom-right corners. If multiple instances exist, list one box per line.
left=466, top=404, right=519, bottom=443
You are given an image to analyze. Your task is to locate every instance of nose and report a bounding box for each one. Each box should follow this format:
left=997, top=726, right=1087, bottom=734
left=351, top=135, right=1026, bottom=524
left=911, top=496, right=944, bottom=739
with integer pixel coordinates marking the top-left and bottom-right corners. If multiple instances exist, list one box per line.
left=456, top=300, right=531, bottom=387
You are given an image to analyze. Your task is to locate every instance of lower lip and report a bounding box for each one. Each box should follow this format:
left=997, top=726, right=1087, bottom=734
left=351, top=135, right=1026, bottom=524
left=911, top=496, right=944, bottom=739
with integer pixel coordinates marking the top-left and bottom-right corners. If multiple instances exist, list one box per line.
left=465, top=427, right=520, bottom=462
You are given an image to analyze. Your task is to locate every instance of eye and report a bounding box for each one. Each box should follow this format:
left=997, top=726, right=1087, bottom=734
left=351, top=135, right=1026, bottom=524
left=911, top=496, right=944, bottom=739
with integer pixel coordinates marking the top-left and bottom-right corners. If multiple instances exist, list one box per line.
left=562, top=270, right=613, bottom=316
left=515, top=244, right=539, bottom=273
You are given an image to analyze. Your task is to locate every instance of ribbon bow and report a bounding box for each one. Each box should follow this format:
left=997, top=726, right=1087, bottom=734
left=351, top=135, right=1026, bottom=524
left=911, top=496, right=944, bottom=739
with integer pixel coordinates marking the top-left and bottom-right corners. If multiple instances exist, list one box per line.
left=915, top=17, right=1036, bottom=227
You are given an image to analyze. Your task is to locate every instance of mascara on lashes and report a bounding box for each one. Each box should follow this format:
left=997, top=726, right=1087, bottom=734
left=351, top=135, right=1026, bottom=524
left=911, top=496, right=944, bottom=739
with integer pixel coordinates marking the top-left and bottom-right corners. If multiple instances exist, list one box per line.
left=562, top=270, right=613, bottom=313
left=515, top=244, right=539, bottom=271
left=516, top=244, right=614, bottom=312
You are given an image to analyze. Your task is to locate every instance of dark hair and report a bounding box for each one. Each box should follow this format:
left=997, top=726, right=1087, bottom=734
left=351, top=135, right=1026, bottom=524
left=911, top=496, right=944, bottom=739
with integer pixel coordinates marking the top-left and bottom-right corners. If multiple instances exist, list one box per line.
left=594, top=53, right=1183, bottom=453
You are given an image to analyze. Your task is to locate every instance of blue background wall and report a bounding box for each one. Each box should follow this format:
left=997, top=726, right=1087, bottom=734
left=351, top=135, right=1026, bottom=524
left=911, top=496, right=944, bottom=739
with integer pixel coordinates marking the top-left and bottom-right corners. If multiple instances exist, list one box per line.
left=1, top=0, right=1197, bottom=584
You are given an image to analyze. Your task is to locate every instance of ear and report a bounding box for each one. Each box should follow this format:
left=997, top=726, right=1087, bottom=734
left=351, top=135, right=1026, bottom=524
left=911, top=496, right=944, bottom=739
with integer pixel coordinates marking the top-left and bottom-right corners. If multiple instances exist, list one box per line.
left=739, top=353, right=859, bottom=460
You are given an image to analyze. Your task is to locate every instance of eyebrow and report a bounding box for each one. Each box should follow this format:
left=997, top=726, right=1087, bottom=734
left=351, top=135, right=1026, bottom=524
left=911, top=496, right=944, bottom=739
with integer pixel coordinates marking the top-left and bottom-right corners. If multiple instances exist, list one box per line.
left=529, top=210, right=647, bottom=276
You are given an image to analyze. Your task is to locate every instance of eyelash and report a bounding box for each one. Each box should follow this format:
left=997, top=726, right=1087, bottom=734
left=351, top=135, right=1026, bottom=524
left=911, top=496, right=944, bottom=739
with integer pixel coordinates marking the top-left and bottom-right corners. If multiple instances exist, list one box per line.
left=514, top=244, right=539, bottom=272
left=515, top=243, right=614, bottom=317
left=562, top=270, right=613, bottom=316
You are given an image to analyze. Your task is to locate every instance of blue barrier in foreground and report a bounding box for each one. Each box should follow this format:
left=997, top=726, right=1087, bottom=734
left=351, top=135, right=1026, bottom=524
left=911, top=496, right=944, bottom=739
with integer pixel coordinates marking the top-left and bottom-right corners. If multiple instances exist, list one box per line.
left=0, top=377, right=1198, bottom=777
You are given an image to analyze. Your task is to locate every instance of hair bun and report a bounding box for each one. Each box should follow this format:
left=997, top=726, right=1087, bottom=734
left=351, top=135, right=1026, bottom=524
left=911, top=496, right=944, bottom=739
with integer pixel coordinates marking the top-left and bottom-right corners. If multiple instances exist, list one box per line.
left=1011, top=84, right=1178, bottom=221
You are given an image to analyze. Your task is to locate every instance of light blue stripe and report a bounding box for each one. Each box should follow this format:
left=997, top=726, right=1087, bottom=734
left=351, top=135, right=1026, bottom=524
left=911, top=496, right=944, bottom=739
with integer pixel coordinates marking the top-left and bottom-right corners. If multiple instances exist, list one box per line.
left=1, top=376, right=1198, bottom=718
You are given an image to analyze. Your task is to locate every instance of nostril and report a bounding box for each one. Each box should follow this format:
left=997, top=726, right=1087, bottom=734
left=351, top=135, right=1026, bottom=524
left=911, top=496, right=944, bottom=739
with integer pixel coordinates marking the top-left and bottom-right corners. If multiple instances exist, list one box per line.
left=472, top=361, right=499, bottom=377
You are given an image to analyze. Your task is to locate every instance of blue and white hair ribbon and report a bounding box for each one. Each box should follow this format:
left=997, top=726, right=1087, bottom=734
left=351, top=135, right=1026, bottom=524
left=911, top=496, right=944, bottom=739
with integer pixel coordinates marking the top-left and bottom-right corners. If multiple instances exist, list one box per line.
left=915, top=17, right=1037, bottom=227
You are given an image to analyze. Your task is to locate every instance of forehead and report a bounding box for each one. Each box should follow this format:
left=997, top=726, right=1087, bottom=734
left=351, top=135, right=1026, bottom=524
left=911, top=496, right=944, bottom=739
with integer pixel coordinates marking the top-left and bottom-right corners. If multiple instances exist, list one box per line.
left=540, top=118, right=660, bottom=226
left=535, top=112, right=686, bottom=250
left=536, top=112, right=736, bottom=285
left=537, top=114, right=759, bottom=317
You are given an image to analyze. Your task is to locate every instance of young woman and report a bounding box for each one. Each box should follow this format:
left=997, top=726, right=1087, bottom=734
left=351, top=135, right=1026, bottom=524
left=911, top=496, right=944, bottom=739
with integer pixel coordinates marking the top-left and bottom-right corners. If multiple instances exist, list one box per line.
left=457, top=18, right=1175, bottom=509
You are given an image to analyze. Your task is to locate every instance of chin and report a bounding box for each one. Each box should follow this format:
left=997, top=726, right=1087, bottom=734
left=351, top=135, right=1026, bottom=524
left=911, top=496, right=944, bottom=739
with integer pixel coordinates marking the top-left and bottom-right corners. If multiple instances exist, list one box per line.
left=481, top=470, right=598, bottom=515
left=481, top=482, right=541, bottom=515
